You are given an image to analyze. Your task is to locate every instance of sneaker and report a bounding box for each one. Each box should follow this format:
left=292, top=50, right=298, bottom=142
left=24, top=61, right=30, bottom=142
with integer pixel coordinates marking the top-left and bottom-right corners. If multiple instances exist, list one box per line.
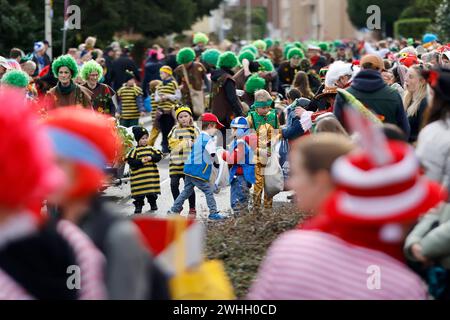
left=208, top=213, right=227, bottom=220
left=167, top=210, right=180, bottom=216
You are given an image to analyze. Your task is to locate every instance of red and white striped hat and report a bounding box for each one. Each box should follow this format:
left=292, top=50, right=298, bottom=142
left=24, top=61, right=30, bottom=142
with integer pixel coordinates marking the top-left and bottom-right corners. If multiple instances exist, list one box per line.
left=324, top=141, right=447, bottom=225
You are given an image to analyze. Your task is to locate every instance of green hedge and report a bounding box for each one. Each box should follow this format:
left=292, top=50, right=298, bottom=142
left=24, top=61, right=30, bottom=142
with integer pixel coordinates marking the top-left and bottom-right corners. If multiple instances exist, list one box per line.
left=394, top=18, right=432, bottom=39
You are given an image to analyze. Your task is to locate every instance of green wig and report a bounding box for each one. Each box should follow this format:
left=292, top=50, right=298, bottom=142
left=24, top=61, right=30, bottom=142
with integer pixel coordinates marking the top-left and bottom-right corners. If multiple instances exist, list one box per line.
left=238, top=50, right=256, bottom=64
left=264, top=38, right=274, bottom=49
left=253, top=40, right=267, bottom=51
left=201, top=49, right=221, bottom=67
left=217, top=51, right=239, bottom=69
left=287, top=47, right=305, bottom=60
left=318, top=42, right=329, bottom=52
left=176, top=47, right=196, bottom=65
left=80, top=60, right=103, bottom=81
left=257, top=58, right=274, bottom=72
left=52, top=54, right=79, bottom=78
left=241, top=44, right=258, bottom=56
left=245, top=74, right=266, bottom=94
left=1, top=70, right=30, bottom=88
left=283, top=43, right=294, bottom=58
left=193, top=32, right=209, bottom=45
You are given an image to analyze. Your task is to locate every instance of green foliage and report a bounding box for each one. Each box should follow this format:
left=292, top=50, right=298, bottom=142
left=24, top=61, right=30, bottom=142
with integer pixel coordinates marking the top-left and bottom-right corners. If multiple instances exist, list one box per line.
left=394, top=18, right=432, bottom=39
left=225, top=6, right=267, bottom=41
left=431, top=0, right=450, bottom=42
left=399, top=0, right=442, bottom=20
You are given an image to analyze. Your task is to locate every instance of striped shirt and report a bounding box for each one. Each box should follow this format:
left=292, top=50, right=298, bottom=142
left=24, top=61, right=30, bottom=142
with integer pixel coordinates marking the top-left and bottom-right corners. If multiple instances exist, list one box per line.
left=248, top=230, right=427, bottom=300
left=126, top=146, right=163, bottom=196
left=168, top=125, right=200, bottom=176
left=150, top=92, right=158, bottom=122
left=117, top=85, right=143, bottom=119
left=156, top=80, right=179, bottom=112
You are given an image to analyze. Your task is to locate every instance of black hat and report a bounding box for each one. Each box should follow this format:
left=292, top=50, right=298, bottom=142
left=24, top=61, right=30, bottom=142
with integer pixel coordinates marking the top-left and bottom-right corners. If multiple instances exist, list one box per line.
left=124, top=70, right=135, bottom=82
left=132, top=126, right=149, bottom=142
left=423, top=67, right=450, bottom=102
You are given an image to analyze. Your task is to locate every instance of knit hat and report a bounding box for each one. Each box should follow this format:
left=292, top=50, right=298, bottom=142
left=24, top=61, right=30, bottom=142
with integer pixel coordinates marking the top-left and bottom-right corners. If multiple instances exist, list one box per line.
left=52, top=54, right=79, bottom=78
left=287, top=47, right=305, bottom=60
left=257, top=58, right=274, bottom=72
left=422, top=67, right=450, bottom=102
left=1, top=70, right=30, bottom=88
left=326, top=141, right=446, bottom=226
left=245, top=74, right=266, bottom=94
left=44, top=107, right=121, bottom=199
left=124, top=70, right=135, bottom=81
left=217, top=51, right=239, bottom=69
left=80, top=60, right=103, bottom=81
left=238, top=50, right=256, bottom=64
left=132, top=126, right=149, bottom=142
left=241, top=44, right=258, bottom=56
left=0, top=88, right=64, bottom=210
left=193, top=32, right=209, bottom=45
left=176, top=47, right=196, bottom=65
left=201, top=49, right=221, bottom=67
left=175, top=106, right=192, bottom=118
left=160, top=65, right=173, bottom=76
left=253, top=40, right=267, bottom=52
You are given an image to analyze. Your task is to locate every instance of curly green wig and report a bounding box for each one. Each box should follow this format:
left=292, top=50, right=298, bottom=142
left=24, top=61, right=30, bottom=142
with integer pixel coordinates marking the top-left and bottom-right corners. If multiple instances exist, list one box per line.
left=1, top=70, right=30, bottom=88
left=52, top=54, right=79, bottom=79
left=217, top=51, right=239, bottom=69
left=257, top=58, right=274, bottom=72
left=238, top=50, right=256, bottom=63
left=253, top=40, right=267, bottom=51
left=245, top=74, right=266, bottom=94
left=241, top=44, right=258, bottom=56
left=80, top=60, right=103, bottom=81
left=264, top=38, right=274, bottom=49
left=287, top=47, right=305, bottom=60
left=176, top=47, right=196, bottom=65
left=201, top=49, right=221, bottom=67
left=318, top=42, right=329, bottom=52
left=193, top=32, right=209, bottom=45
left=283, top=43, right=294, bottom=58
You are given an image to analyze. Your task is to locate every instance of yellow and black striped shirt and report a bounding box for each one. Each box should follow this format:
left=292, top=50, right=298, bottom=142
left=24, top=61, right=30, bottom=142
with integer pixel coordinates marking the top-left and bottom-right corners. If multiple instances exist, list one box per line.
left=126, top=146, right=163, bottom=196
left=118, top=85, right=143, bottom=120
left=156, top=80, right=179, bottom=112
left=168, top=125, right=199, bottom=176
left=150, top=92, right=158, bottom=122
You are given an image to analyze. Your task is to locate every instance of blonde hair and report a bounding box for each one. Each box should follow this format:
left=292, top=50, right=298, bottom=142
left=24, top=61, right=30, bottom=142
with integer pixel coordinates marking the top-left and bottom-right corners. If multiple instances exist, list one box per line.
left=85, top=36, right=97, bottom=49
left=403, top=65, right=427, bottom=117
left=315, top=117, right=349, bottom=136
left=254, top=89, right=272, bottom=102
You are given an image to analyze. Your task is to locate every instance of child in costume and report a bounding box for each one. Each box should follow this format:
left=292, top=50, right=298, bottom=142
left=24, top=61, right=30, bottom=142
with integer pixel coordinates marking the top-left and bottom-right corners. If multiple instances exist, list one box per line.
left=168, top=106, right=200, bottom=217
left=126, top=126, right=163, bottom=213
left=116, top=70, right=145, bottom=127
left=222, top=116, right=256, bottom=215
left=246, top=89, right=279, bottom=210
left=147, top=79, right=162, bottom=146
left=168, top=113, right=225, bottom=220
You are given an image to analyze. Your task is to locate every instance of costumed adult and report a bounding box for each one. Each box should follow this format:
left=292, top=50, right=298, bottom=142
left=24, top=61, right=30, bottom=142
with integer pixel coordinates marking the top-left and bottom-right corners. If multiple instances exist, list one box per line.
left=46, top=55, right=92, bottom=109
left=277, top=47, right=304, bottom=96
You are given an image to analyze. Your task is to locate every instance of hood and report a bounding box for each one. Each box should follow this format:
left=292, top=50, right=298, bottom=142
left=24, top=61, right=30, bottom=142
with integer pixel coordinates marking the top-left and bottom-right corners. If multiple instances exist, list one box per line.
left=351, top=69, right=386, bottom=93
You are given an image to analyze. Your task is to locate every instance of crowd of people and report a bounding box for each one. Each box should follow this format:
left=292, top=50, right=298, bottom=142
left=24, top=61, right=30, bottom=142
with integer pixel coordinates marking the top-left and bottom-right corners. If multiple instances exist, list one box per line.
left=0, top=30, right=449, bottom=299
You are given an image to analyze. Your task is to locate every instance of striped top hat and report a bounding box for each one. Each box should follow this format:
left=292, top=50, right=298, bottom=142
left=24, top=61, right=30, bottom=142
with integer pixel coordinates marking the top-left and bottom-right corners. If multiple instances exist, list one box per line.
left=325, top=141, right=447, bottom=225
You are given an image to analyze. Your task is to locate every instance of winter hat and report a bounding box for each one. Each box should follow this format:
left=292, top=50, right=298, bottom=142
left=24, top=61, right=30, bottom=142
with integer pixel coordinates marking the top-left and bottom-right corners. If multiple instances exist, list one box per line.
left=201, top=49, right=221, bottom=67
left=132, top=126, right=149, bottom=142
left=45, top=107, right=121, bottom=199
left=257, top=58, right=274, bottom=72
left=176, top=47, right=196, bottom=65
left=160, top=65, right=173, bottom=76
left=287, top=47, right=305, bottom=60
left=124, top=70, right=135, bottom=81
left=422, top=33, right=438, bottom=45
left=193, top=32, right=209, bottom=45
left=241, top=44, right=258, bottom=56
left=217, top=51, right=239, bottom=69
left=34, top=41, right=45, bottom=53
left=245, top=74, right=266, bottom=94
left=230, top=116, right=250, bottom=137
left=264, top=38, right=274, bottom=49
left=253, top=40, right=267, bottom=52
left=0, top=87, right=64, bottom=210
left=175, top=106, right=192, bottom=119
left=1, top=70, right=30, bottom=88
left=52, top=54, right=79, bottom=78
left=238, top=50, right=256, bottom=64
left=80, top=60, right=103, bottom=81
left=422, top=67, right=450, bottom=102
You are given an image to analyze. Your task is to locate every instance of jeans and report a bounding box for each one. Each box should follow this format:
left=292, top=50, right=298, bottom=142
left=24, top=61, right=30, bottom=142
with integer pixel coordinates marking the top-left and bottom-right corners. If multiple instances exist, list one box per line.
left=171, top=176, right=217, bottom=214
left=120, top=118, right=139, bottom=128
left=159, top=113, right=175, bottom=153
left=170, top=175, right=196, bottom=209
left=230, top=175, right=250, bottom=214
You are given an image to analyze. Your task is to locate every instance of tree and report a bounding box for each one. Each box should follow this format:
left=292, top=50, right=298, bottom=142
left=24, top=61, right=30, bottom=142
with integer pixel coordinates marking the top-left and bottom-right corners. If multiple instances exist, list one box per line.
left=225, top=6, right=267, bottom=41
left=399, top=0, right=442, bottom=21
left=347, top=0, right=414, bottom=37
left=431, top=0, right=450, bottom=42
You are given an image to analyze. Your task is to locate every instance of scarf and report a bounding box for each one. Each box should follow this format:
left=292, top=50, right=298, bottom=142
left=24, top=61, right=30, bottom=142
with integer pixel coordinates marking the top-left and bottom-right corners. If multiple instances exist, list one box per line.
left=58, top=81, right=76, bottom=95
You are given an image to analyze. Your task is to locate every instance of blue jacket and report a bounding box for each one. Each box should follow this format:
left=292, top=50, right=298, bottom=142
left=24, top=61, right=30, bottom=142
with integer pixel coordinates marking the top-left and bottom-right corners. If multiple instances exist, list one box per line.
left=184, top=132, right=214, bottom=182
left=282, top=103, right=305, bottom=141
left=228, top=139, right=255, bottom=184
